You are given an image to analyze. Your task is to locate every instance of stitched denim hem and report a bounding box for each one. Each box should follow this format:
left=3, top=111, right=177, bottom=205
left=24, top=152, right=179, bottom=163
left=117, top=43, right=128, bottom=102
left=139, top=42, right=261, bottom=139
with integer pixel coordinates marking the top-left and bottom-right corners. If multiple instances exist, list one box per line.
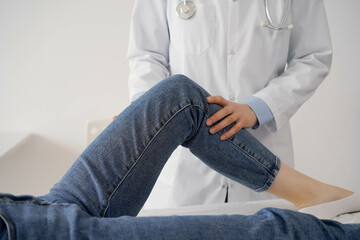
left=254, top=156, right=281, bottom=192
left=185, top=104, right=281, bottom=193
left=221, top=134, right=281, bottom=192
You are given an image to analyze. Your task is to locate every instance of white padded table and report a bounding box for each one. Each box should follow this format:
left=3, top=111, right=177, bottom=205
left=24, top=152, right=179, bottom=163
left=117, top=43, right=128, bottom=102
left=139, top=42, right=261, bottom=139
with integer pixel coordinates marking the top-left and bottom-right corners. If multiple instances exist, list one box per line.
left=139, top=199, right=360, bottom=224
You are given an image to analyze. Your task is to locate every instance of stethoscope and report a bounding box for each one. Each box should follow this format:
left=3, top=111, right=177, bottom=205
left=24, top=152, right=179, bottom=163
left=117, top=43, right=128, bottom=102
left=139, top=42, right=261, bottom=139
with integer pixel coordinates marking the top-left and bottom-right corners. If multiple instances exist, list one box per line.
left=261, top=0, right=294, bottom=30
left=176, top=0, right=294, bottom=30
left=176, top=0, right=196, bottom=20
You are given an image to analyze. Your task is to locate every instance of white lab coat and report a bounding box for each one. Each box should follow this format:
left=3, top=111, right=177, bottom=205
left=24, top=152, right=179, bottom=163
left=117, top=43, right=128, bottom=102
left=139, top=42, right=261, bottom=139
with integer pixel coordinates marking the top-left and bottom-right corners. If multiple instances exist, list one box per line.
left=127, top=0, right=332, bottom=208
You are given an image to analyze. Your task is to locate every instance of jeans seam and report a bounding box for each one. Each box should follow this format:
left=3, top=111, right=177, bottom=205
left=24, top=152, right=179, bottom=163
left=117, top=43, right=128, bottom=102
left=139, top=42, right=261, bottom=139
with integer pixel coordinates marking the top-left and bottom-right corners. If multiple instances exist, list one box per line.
left=255, top=156, right=281, bottom=192
left=102, top=101, right=279, bottom=216
left=0, top=212, right=13, bottom=240
left=187, top=105, right=279, bottom=192
left=224, top=138, right=279, bottom=192
left=225, top=138, right=273, bottom=174
left=102, top=103, right=194, bottom=217
left=0, top=202, right=67, bottom=206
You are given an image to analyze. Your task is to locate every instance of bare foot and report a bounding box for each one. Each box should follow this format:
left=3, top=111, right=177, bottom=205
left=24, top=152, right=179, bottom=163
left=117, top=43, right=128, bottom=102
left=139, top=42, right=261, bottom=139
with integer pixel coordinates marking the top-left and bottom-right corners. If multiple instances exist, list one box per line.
left=266, top=163, right=354, bottom=210
left=298, top=191, right=360, bottom=219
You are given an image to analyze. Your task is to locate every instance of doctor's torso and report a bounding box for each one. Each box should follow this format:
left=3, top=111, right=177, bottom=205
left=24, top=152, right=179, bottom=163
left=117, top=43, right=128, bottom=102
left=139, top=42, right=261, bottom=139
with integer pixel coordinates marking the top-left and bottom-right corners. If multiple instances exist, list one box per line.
left=167, top=0, right=290, bottom=101
left=151, top=0, right=293, bottom=208
left=128, top=0, right=332, bottom=208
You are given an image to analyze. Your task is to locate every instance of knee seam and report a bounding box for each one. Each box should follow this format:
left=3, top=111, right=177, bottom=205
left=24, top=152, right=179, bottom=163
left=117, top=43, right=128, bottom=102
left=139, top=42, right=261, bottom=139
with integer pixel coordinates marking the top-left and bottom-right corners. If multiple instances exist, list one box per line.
left=0, top=212, right=13, bottom=240
left=102, top=103, right=202, bottom=217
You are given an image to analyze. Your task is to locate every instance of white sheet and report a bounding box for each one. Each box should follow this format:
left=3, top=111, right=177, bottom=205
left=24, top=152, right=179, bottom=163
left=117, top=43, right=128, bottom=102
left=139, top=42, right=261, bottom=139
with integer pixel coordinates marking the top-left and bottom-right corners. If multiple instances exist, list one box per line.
left=139, top=199, right=360, bottom=224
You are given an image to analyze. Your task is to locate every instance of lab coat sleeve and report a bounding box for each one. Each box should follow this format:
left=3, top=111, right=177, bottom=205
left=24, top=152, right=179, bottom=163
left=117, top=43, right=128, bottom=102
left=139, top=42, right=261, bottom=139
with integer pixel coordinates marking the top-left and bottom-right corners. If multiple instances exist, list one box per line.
left=127, top=0, right=170, bottom=101
left=253, top=0, right=333, bottom=133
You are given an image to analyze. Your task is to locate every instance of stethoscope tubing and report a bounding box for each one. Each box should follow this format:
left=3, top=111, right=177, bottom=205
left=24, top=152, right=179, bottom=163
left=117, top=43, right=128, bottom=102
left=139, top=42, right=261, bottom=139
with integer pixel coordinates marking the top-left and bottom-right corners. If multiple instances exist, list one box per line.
left=178, top=0, right=293, bottom=30
left=264, top=0, right=292, bottom=30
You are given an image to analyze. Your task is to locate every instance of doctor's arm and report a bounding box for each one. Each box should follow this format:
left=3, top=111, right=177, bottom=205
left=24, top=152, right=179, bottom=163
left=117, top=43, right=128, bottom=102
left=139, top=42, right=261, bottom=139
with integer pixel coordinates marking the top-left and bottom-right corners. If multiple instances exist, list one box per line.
left=252, top=0, right=333, bottom=132
left=206, top=0, right=332, bottom=139
left=127, top=0, right=170, bottom=102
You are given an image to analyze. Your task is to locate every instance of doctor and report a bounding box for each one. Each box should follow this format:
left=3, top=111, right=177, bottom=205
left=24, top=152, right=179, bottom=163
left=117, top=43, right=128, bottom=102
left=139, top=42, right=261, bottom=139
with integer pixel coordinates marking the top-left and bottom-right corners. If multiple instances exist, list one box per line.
left=127, top=0, right=332, bottom=208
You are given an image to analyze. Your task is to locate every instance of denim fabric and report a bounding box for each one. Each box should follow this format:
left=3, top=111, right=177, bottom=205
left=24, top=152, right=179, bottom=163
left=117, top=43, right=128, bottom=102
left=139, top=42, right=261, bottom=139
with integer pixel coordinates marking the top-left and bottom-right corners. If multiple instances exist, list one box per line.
left=1, top=75, right=358, bottom=239
left=40, top=74, right=280, bottom=218
left=0, top=193, right=359, bottom=239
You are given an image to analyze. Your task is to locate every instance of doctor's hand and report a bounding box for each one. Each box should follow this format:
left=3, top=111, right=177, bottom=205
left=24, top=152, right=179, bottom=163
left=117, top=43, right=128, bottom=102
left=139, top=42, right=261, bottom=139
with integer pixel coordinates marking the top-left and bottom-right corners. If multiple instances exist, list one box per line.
left=206, top=96, right=258, bottom=141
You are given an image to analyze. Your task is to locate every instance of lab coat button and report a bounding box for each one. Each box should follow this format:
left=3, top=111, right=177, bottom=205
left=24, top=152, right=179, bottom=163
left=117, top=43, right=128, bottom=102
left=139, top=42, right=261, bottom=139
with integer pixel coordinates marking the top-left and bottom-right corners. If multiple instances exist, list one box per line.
left=230, top=96, right=235, bottom=101
left=229, top=50, right=235, bottom=55
left=221, top=184, right=226, bottom=189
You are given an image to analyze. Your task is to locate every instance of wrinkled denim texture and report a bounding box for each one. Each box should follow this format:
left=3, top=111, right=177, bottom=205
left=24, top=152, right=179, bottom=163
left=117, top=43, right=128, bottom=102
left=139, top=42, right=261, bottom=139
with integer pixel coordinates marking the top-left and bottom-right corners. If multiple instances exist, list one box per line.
left=1, top=75, right=359, bottom=239
left=1, top=193, right=359, bottom=240
left=41, top=74, right=281, bottom=218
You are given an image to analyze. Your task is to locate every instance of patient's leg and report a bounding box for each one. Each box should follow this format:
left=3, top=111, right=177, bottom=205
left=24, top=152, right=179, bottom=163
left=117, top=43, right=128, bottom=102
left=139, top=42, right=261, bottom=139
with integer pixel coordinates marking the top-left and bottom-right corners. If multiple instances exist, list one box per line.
left=0, top=195, right=358, bottom=239
left=268, top=163, right=353, bottom=209
left=40, top=74, right=282, bottom=217
left=39, top=74, right=357, bottom=219
left=267, top=163, right=356, bottom=219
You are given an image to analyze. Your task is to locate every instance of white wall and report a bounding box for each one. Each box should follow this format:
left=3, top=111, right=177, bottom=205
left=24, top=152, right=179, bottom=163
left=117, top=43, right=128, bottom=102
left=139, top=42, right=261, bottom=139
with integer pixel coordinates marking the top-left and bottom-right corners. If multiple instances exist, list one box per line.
left=291, top=0, right=360, bottom=192
left=0, top=0, right=134, bottom=195
left=0, top=0, right=359, bottom=201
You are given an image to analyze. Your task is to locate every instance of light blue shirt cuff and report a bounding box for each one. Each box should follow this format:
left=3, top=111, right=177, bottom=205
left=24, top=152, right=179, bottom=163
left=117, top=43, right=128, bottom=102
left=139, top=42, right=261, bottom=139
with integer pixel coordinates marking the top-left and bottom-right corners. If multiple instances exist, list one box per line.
left=241, top=96, right=274, bottom=129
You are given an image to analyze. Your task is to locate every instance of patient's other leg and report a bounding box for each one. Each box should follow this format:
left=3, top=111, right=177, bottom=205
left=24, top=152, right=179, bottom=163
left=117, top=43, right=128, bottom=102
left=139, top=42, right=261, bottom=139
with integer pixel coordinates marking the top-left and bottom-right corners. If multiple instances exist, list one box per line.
left=0, top=195, right=358, bottom=239
left=40, top=74, right=359, bottom=219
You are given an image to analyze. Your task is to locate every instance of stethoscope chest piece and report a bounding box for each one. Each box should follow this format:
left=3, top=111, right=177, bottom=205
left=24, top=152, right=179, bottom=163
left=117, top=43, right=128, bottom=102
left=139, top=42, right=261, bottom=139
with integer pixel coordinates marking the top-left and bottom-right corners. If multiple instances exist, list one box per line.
left=176, top=1, right=196, bottom=20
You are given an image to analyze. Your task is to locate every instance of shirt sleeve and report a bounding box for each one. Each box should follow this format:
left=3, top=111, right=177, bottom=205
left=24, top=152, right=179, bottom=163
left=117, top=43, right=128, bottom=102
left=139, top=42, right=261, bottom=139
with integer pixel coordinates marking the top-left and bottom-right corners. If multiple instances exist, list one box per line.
left=242, top=96, right=274, bottom=129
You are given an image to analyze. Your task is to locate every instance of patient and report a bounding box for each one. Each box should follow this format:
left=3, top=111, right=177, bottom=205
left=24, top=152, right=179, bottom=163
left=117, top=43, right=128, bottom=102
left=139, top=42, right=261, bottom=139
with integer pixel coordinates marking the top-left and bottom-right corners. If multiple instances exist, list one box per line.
left=1, top=75, right=359, bottom=239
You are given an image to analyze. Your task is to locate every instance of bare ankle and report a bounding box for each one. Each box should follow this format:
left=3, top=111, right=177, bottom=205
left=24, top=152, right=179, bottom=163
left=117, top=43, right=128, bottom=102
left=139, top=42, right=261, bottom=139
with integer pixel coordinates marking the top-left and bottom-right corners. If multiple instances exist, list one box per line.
left=295, top=183, right=354, bottom=209
left=265, top=163, right=354, bottom=209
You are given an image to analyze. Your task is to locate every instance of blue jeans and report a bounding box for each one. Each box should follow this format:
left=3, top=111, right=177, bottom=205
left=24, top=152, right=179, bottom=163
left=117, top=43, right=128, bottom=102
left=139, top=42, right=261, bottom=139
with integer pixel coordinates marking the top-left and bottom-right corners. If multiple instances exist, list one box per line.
left=0, top=75, right=359, bottom=239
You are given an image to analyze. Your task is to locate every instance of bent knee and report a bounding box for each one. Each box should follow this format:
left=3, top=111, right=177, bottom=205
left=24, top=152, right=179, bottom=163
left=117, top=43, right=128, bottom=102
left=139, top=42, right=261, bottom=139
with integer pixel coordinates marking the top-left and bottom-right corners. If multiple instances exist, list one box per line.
left=166, top=74, right=196, bottom=88
left=149, top=75, right=210, bottom=106
left=162, top=74, right=205, bottom=95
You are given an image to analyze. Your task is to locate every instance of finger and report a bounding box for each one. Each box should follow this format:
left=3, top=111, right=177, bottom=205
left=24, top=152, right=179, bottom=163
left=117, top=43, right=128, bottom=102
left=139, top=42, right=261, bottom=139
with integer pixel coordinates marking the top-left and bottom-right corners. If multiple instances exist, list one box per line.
left=220, top=122, right=243, bottom=140
left=206, top=106, right=234, bottom=126
left=206, top=96, right=228, bottom=106
left=209, top=114, right=237, bottom=134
